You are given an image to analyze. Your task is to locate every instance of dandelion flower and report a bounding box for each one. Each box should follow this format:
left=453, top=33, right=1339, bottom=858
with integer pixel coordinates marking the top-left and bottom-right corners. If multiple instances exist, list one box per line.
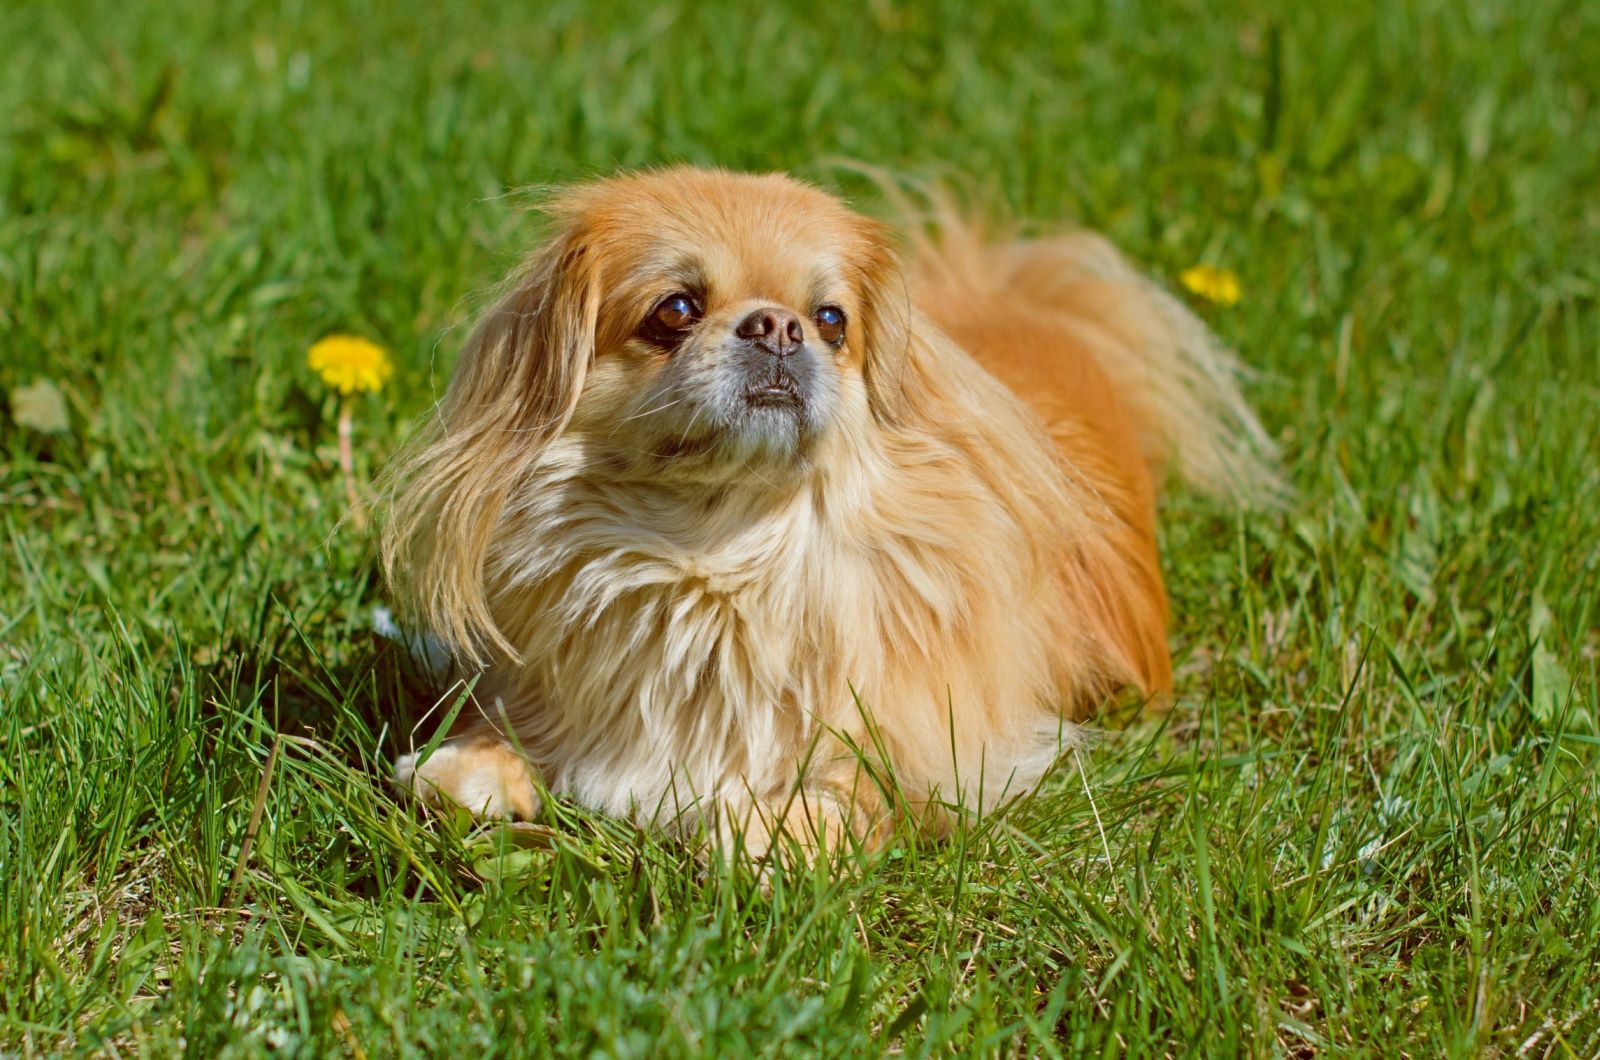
left=306, top=333, right=391, bottom=529
left=307, top=334, right=392, bottom=395
left=1180, top=264, right=1242, bottom=308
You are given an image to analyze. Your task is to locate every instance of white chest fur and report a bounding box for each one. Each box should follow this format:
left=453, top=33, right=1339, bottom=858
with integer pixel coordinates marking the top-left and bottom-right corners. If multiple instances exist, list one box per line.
left=475, top=430, right=1078, bottom=827
left=482, top=465, right=872, bottom=820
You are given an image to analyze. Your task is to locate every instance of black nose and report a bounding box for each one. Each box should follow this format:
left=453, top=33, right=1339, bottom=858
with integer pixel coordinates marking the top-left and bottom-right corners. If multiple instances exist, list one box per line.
left=735, top=307, right=805, bottom=357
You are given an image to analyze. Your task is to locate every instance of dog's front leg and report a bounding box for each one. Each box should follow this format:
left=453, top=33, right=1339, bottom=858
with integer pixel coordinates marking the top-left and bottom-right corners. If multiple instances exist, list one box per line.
left=394, top=736, right=541, bottom=821
left=723, top=766, right=892, bottom=864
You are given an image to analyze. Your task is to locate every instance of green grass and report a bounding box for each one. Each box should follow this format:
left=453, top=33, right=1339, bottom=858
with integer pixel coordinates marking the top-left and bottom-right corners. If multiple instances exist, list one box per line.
left=3, top=0, right=1598, bottom=1054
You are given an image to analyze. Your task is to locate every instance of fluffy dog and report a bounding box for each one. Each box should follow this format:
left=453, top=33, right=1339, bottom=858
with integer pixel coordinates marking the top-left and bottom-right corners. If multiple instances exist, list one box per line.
left=384, top=166, right=1278, bottom=855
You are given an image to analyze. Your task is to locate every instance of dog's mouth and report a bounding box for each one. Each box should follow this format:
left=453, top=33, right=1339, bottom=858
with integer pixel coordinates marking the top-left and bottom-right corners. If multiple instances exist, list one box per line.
left=742, top=372, right=803, bottom=411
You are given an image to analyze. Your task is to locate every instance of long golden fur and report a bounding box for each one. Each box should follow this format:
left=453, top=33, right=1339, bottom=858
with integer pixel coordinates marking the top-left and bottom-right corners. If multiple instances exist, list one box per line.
left=383, top=166, right=1278, bottom=856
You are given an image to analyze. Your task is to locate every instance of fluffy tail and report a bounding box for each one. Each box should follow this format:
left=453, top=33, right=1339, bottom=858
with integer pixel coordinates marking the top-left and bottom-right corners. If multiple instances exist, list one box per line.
left=868, top=177, right=1286, bottom=504
left=986, top=231, right=1286, bottom=502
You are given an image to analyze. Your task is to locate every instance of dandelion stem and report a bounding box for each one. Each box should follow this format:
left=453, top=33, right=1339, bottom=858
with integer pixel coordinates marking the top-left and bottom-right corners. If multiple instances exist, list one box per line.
left=337, top=395, right=367, bottom=529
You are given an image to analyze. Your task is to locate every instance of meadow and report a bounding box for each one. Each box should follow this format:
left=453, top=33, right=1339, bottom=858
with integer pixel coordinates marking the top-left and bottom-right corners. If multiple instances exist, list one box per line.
left=2, top=0, right=1598, bottom=1054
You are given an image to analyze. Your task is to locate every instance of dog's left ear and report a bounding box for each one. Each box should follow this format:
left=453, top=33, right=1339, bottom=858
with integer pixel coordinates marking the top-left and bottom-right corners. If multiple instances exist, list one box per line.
left=852, top=219, right=916, bottom=427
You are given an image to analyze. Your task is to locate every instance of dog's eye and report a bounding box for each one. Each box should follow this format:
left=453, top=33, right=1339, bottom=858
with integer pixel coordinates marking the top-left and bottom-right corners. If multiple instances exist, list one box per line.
left=648, top=293, right=701, bottom=335
left=814, top=305, right=847, bottom=345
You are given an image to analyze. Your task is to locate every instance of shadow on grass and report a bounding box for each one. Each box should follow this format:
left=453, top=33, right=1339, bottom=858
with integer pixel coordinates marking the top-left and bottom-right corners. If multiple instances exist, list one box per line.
left=195, top=586, right=451, bottom=782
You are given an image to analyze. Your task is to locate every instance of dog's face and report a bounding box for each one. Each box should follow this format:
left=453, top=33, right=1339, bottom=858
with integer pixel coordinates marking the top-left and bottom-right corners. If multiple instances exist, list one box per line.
left=461, top=169, right=904, bottom=480
left=571, top=171, right=907, bottom=472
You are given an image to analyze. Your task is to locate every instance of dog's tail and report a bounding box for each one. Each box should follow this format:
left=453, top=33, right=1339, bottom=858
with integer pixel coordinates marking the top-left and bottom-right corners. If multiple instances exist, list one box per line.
left=877, top=182, right=1286, bottom=504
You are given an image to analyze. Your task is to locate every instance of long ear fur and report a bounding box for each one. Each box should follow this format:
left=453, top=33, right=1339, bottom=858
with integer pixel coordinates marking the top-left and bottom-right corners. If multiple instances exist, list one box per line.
left=380, top=224, right=600, bottom=664
left=852, top=218, right=922, bottom=428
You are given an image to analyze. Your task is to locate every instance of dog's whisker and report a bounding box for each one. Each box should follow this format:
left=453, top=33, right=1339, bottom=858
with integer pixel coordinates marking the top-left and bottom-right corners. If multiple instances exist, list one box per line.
left=616, top=392, right=690, bottom=426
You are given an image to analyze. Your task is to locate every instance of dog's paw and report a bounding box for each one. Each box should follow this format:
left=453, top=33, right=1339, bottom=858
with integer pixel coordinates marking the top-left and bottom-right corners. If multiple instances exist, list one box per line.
left=717, top=783, right=891, bottom=870
left=394, top=740, right=541, bottom=821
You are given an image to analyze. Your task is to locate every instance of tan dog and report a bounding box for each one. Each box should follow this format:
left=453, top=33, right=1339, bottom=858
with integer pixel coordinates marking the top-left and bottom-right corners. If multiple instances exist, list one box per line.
left=383, top=167, right=1278, bottom=856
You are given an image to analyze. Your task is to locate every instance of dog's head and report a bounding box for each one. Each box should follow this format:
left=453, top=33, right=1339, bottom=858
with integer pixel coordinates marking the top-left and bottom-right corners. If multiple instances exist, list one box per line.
left=384, top=168, right=912, bottom=656
left=462, top=168, right=909, bottom=479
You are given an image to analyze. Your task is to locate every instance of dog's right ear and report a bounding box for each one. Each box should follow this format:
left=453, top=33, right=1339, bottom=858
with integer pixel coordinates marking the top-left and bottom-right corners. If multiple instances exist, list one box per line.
left=380, top=221, right=601, bottom=665
left=443, top=225, right=601, bottom=445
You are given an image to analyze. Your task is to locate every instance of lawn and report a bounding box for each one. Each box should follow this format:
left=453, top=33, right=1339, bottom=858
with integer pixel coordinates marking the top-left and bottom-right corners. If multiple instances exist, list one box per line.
left=3, top=0, right=1598, bottom=1055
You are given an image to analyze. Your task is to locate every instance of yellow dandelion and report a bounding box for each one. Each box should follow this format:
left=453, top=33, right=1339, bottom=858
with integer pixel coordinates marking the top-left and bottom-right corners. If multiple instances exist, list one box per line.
left=307, top=334, right=392, bottom=395
left=1180, top=264, right=1242, bottom=308
left=306, top=334, right=391, bottom=530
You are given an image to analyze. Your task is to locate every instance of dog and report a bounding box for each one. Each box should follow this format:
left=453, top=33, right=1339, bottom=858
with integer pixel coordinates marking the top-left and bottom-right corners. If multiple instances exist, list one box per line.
left=383, top=166, right=1279, bottom=857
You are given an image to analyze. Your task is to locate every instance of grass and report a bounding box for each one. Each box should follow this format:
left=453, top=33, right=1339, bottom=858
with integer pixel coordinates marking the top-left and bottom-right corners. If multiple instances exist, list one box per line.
left=2, top=0, right=1598, bottom=1054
